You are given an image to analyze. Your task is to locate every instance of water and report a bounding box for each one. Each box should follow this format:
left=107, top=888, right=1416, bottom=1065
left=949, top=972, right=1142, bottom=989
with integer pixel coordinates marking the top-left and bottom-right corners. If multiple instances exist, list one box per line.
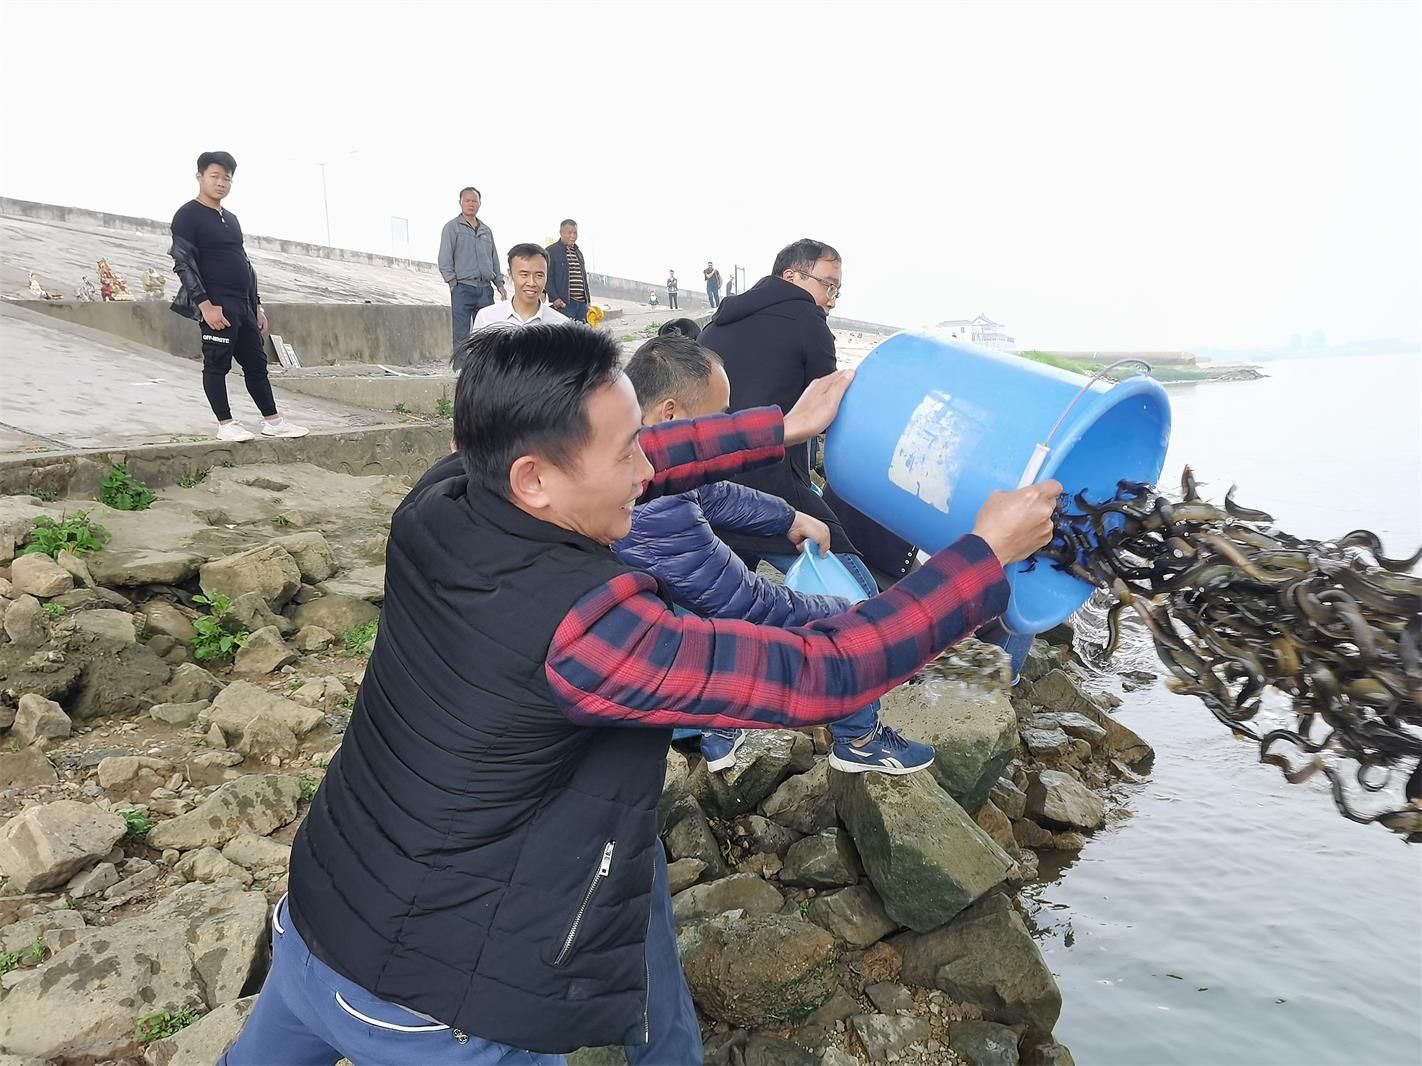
left=1024, top=353, right=1422, bottom=1066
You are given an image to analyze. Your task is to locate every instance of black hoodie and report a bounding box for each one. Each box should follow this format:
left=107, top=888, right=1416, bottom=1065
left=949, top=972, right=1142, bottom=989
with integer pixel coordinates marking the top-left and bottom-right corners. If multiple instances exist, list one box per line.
left=699, top=276, right=860, bottom=562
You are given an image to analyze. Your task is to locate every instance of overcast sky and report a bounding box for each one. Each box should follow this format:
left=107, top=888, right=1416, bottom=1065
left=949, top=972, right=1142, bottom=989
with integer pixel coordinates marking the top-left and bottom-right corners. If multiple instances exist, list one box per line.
left=2, top=0, right=1419, bottom=350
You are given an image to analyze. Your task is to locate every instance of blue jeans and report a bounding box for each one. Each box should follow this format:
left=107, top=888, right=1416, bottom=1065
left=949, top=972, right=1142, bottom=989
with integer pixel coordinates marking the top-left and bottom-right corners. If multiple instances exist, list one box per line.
left=223, top=850, right=700, bottom=1065
left=452, top=281, right=494, bottom=354
left=558, top=300, right=588, bottom=323
left=706, top=286, right=720, bottom=308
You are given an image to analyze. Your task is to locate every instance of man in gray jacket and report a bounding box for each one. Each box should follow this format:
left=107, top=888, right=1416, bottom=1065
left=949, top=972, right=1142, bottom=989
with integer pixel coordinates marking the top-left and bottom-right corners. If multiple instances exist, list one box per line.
left=438, top=187, right=507, bottom=354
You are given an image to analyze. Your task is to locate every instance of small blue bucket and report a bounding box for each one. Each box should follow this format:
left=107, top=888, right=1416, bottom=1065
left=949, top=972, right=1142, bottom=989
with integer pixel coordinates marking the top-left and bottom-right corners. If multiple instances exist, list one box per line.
left=825, top=333, right=1171, bottom=633
left=784, top=542, right=870, bottom=603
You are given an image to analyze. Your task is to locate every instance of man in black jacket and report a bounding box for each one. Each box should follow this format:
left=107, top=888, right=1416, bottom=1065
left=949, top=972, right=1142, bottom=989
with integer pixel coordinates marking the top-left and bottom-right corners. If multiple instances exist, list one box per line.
left=545, top=219, right=592, bottom=322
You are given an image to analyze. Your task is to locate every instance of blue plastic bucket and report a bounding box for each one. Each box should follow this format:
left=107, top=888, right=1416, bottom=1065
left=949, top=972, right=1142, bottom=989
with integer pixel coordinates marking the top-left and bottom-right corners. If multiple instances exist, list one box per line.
left=784, top=542, right=870, bottom=603
left=824, top=333, right=1171, bottom=634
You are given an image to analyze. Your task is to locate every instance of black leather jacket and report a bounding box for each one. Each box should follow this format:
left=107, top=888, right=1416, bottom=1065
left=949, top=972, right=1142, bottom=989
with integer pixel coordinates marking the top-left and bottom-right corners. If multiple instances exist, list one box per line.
left=167, top=234, right=206, bottom=321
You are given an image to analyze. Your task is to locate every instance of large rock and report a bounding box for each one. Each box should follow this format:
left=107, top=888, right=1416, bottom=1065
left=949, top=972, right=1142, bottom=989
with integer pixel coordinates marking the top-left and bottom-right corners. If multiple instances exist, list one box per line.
left=10, top=553, right=74, bottom=598
left=691, top=729, right=801, bottom=817
left=0, top=746, right=59, bottom=788
left=61, top=608, right=137, bottom=646
left=849, top=1014, right=931, bottom=1062
left=159, top=662, right=224, bottom=705
left=0, top=882, right=267, bottom=1061
left=973, top=800, right=1018, bottom=855
left=1026, top=770, right=1104, bottom=830
left=202, top=680, right=323, bottom=743
left=662, top=799, right=729, bottom=879
left=141, top=601, right=198, bottom=643
left=175, top=846, right=253, bottom=887
left=143, top=995, right=256, bottom=1066
left=200, top=544, right=302, bottom=608
left=805, top=883, right=899, bottom=948
left=1020, top=726, right=1071, bottom=760
left=150, top=700, right=209, bottom=727
left=232, top=625, right=298, bottom=676
left=69, top=642, right=172, bottom=719
left=221, top=832, right=292, bottom=872
left=680, top=914, right=838, bottom=1028
left=658, top=748, right=691, bottom=832
left=226, top=592, right=296, bottom=638
left=0, top=909, right=87, bottom=960
left=831, top=770, right=1011, bottom=932
left=893, top=891, right=1062, bottom=1031
left=672, top=873, right=783, bottom=924
left=88, top=548, right=203, bottom=587
left=147, top=774, right=301, bottom=850
left=780, top=829, right=863, bottom=889
left=273, top=532, right=337, bottom=584
left=10, top=692, right=72, bottom=745
left=3, top=594, right=49, bottom=646
left=760, top=760, right=837, bottom=835
left=878, top=678, right=1018, bottom=811
left=318, top=564, right=386, bottom=603
left=291, top=593, right=380, bottom=636
left=1031, top=711, right=1108, bottom=747
left=734, top=813, right=802, bottom=857
left=951, top=1020, right=1022, bottom=1066
left=0, top=800, right=126, bottom=892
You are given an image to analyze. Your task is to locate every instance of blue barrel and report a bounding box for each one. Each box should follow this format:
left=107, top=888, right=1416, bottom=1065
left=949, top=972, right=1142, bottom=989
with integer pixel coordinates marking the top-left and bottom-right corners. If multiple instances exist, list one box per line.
left=824, top=333, right=1171, bottom=634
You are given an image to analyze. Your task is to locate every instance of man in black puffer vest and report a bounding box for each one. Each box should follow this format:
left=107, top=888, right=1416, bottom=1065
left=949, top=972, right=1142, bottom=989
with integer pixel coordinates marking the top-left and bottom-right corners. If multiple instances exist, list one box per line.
left=223, top=325, right=1060, bottom=1064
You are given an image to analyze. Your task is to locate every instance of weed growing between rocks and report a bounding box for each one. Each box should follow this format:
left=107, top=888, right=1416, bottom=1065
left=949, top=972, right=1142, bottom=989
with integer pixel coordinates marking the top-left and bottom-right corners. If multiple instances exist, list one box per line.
left=178, top=467, right=212, bottom=489
left=0, top=947, right=22, bottom=975
left=119, top=808, right=157, bottom=847
left=135, top=1008, right=201, bottom=1045
left=98, top=462, right=156, bottom=511
left=343, top=620, right=378, bottom=657
left=17, top=511, right=110, bottom=558
left=192, top=593, right=251, bottom=662
left=299, top=772, right=321, bottom=803
left=42, top=602, right=66, bottom=617
left=436, top=395, right=455, bottom=419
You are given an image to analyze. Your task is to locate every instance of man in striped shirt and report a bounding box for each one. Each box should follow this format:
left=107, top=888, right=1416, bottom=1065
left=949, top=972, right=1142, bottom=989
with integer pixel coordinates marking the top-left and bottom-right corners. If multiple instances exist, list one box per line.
left=546, top=219, right=592, bottom=323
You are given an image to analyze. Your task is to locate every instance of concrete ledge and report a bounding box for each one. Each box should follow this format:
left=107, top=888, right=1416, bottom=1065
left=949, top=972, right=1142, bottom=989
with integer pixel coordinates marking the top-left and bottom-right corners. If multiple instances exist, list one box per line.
left=276, top=372, right=457, bottom=415
left=0, top=422, right=450, bottom=499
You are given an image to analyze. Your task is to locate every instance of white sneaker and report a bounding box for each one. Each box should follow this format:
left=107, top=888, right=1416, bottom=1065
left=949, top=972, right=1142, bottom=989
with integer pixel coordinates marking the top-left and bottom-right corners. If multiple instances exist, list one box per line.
left=216, top=421, right=256, bottom=442
left=261, top=416, right=309, bottom=438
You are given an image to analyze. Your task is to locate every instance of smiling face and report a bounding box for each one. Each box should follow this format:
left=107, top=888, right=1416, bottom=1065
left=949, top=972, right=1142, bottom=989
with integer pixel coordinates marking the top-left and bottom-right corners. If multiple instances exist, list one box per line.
left=508, top=254, right=548, bottom=305
left=522, top=374, right=653, bottom=544
left=198, top=164, right=232, bottom=203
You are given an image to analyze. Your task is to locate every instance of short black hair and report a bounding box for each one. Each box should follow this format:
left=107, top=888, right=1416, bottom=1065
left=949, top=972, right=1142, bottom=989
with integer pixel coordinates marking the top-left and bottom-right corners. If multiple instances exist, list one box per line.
left=460, top=186, right=481, bottom=198
left=772, top=238, right=840, bottom=278
left=657, top=318, right=702, bottom=341
left=197, top=151, right=237, bottom=176
left=454, top=325, right=622, bottom=499
left=625, top=335, right=722, bottom=415
left=560, top=219, right=578, bottom=229
left=506, top=243, right=549, bottom=268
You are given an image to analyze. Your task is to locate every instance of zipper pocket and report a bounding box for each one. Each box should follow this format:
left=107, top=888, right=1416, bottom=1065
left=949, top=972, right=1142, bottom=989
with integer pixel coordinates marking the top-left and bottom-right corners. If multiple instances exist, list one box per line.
left=554, top=840, right=614, bottom=967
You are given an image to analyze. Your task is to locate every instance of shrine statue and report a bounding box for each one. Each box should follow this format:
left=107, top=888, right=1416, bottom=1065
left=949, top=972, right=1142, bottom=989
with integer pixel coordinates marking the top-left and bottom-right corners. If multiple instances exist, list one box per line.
left=77, top=276, right=99, bottom=301
left=97, top=258, right=135, bottom=301
left=142, top=267, right=168, bottom=299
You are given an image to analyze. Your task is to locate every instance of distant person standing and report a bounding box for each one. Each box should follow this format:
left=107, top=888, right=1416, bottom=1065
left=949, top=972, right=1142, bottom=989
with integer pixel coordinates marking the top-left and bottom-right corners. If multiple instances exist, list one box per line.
left=666, top=270, right=679, bottom=309
left=546, top=219, right=592, bottom=323
left=438, top=187, right=507, bottom=355
left=725, top=270, right=737, bottom=298
left=168, top=150, right=307, bottom=442
left=704, top=261, right=722, bottom=308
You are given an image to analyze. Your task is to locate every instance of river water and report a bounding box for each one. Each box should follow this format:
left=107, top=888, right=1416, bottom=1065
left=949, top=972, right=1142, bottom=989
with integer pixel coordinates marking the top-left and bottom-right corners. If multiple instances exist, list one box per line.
left=1023, top=353, right=1422, bottom=1065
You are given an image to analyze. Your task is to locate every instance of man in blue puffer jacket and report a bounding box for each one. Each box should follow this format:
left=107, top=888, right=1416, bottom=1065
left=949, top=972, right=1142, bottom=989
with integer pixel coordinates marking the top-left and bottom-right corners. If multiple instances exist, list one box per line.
left=614, top=334, right=936, bottom=775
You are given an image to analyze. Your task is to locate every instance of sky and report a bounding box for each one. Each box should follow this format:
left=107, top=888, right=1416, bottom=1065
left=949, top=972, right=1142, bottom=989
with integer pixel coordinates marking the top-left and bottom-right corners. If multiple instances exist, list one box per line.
left=2, top=0, right=1419, bottom=351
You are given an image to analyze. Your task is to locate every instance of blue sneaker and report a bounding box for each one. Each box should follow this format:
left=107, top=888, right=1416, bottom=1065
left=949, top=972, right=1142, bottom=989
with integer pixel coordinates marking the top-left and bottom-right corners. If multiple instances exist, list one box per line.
left=700, top=729, right=745, bottom=773
left=828, top=724, right=936, bottom=775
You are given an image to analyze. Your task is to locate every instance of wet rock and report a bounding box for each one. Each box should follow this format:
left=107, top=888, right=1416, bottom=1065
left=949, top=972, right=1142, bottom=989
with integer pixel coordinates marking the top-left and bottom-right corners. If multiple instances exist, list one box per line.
left=680, top=914, right=838, bottom=1028
left=831, top=770, right=1011, bottom=931
left=1020, top=727, right=1070, bottom=759
left=894, top=891, right=1061, bottom=1031
left=0, top=746, right=59, bottom=788
left=761, top=760, right=837, bottom=835
left=735, top=813, right=803, bottom=857
left=865, top=981, right=914, bottom=1014
left=150, top=699, right=209, bottom=727
left=1052, top=831, right=1088, bottom=851
left=318, top=564, right=386, bottom=603
left=1021, top=641, right=1057, bottom=683
left=226, top=592, right=297, bottom=638
left=88, top=548, right=203, bottom=587
left=3, top=594, right=49, bottom=646
left=805, top=883, right=899, bottom=948
left=70, top=643, right=172, bottom=719
left=232, top=626, right=298, bottom=676
left=666, top=857, right=706, bottom=894
left=989, top=777, right=1028, bottom=821
left=142, top=994, right=256, bottom=1066
left=0, top=799, right=126, bottom=892
left=291, top=593, right=379, bottom=636
left=65, top=860, right=119, bottom=898
left=10, top=553, right=74, bottom=598
left=273, top=532, right=338, bottom=584
left=663, top=799, right=729, bottom=878
left=780, top=829, right=863, bottom=890
left=951, top=1020, right=1022, bottom=1065
left=147, top=773, right=301, bottom=850
left=692, top=730, right=800, bottom=817
left=221, top=832, right=292, bottom=873
left=1032, top=711, right=1108, bottom=747
left=849, top=1014, right=930, bottom=1061
left=203, top=680, right=323, bottom=743
left=176, top=846, right=253, bottom=887
left=0, top=881, right=267, bottom=1061
left=673, top=873, right=783, bottom=924
left=292, top=625, right=335, bottom=652
left=185, top=749, right=244, bottom=787
left=1011, top=818, right=1054, bottom=850
left=1021, top=1039, right=1076, bottom=1066
left=878, top=677, right=1018, bottom=811
left=61, top=608, right=137, bottom=646
left=10, top=692, right=71, bottom=745
left=1026, top=770, right=1104, bottom=831
left=200, top=544, right=302, bottom=608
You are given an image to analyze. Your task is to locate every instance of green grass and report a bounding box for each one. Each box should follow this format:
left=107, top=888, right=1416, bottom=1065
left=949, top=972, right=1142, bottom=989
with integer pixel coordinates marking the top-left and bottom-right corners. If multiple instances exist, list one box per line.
left=1015, top=350, right=1210, bottom=383
left=299, top=772, right=322, bottom=803
left=118, top=808, right=156, bottom=848
left=393, top=401, right=410, bottom=415
left=135, top=1008, right=201, bottom=1045
left=0, top=949, right=22, bottom=976
left=190, top=593, right=250, bottom=662
left=272, top=513, right=293, bottom=529
left=435, top=396, right=454, bottom=420
left=28, top=489, right=58, bottom=503
left=177, top=467, right=211, bottom=489
left=18, top=511, right=110, bottom=559
left=42, top=602, right=66, bottom=617
left=342, top=619, right=379, bottom=657
left=97, top=463, right=156, bottom=511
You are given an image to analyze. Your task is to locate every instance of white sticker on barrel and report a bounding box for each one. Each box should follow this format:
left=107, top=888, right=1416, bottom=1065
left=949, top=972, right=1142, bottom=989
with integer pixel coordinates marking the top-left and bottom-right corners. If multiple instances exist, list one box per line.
left=887, top=391, right=963, bottom=513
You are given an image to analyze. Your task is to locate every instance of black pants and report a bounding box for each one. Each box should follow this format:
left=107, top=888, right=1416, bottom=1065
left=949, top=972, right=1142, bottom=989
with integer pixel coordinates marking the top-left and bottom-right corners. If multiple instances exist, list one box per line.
left=668, top=290, right=678, bottom=309
left=199, top=301, right=276, bottom=421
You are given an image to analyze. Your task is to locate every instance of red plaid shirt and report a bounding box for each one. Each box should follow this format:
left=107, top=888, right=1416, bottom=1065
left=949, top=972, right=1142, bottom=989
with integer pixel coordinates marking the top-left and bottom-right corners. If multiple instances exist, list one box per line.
left=546, top=408, right=1010, bottom=729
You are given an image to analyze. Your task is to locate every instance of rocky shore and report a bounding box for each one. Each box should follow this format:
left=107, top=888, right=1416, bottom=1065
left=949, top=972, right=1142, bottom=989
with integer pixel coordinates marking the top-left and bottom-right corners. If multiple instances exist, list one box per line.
left=0, top=464, right=1153, bottom=1065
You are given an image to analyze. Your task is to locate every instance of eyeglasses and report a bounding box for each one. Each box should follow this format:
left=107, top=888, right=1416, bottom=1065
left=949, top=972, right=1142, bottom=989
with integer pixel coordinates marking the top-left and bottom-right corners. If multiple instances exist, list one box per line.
left=796, top=270, right=841, bottom=301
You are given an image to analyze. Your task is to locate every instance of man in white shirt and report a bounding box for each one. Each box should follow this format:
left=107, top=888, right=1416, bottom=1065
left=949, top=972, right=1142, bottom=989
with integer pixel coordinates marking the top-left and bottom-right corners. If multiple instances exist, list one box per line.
left=455, top=244, right=569, bottom=368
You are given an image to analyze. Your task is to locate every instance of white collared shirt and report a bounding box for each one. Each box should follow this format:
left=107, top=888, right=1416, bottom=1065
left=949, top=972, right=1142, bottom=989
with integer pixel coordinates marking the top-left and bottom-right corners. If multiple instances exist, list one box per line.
left=472, top=299, right=569, bottom=330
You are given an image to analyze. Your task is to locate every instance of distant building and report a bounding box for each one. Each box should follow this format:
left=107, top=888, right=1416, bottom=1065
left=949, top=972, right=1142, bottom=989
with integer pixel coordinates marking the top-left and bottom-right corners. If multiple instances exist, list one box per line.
left=935, top=313, right=1016, bottom=352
